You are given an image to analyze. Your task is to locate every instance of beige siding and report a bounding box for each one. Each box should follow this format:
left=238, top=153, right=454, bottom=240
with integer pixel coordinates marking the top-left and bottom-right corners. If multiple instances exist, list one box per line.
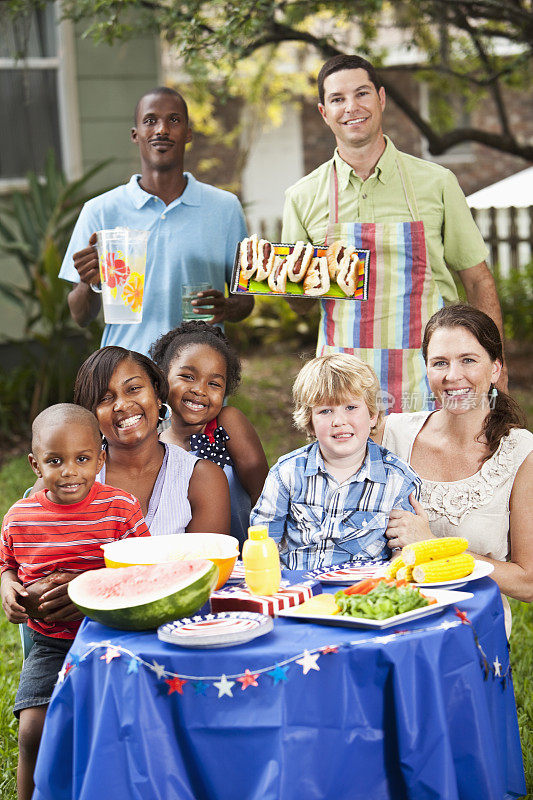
left=0, top=29, right=159, bottom=341
left=75, top=28, right=160, bottom=188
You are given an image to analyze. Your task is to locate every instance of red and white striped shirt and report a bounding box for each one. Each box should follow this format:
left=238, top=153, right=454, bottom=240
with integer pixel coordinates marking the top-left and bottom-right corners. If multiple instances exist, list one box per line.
left=1, top=481, right=150, bottom=638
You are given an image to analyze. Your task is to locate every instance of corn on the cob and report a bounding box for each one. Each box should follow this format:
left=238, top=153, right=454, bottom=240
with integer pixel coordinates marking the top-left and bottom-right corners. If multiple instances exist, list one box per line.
left=396, top=564, right=414, bottom=582
left=385, top=556, right=404, bottom=580
left=412, top=553, right=475, bottom=583
left=402, top=537, right=468, bottom=566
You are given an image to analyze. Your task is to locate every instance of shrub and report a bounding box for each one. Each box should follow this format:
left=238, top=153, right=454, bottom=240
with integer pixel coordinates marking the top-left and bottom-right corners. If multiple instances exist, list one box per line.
left=0, top=152, right=107, bottom=442
left=226, top=295, right=319, bottom=353
left=495, top=261, right=533, bottom=342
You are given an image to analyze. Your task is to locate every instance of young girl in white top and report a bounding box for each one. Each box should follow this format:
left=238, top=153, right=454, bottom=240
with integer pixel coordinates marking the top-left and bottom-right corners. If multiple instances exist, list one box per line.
left=374, top=305, right=533, bottom=634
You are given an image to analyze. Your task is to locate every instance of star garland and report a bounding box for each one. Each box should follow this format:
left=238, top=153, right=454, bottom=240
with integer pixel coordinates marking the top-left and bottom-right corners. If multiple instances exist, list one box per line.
left=453, top=607, right=512, bottom=687
left=54, top=613, right=509, bottom=699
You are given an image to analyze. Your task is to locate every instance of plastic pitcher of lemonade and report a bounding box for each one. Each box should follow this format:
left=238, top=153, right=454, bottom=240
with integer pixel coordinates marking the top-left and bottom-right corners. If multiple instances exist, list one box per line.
left=242, top=525, right=281, bottom=596
left=92, top=227, right=149, bottom=324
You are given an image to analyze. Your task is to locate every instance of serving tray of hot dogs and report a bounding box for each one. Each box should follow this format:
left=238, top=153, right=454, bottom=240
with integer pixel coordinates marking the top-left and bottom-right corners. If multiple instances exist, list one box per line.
left=230, top=236, right=370, bottom=300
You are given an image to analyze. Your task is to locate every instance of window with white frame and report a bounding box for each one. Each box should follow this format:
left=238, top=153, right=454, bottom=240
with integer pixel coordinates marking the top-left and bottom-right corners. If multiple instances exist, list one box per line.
left=0, top=5, right=61, bottom=182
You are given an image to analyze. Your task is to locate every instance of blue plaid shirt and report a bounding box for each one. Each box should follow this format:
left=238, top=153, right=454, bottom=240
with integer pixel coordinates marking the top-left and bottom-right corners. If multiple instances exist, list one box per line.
left=250, top=439, right=421, bottom=570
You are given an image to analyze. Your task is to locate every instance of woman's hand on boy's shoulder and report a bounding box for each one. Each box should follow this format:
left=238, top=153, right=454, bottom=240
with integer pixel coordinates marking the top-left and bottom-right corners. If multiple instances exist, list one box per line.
left=1, top=570, right=29, bottom=623
left=385, top=494, right=433, bottom=551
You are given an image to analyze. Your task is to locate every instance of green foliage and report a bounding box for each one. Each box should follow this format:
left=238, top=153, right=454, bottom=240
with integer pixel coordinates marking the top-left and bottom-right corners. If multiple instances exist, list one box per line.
left=452, top=261, right=533, bottom=347
left=0, top=614, right=19, bottom=800
left=509, top=597, right=533, bottom=796
left=226, top=295, right=319, bottom=354
left=0, top=151, right=107, bottom=435
left=0, top=364, right=35, bottom=441
left=6, top=1, right=533, bottom=159
left=0, top=454, right=35, bottom=800
left=228, top=351, right=308, bottom=466
left=35, top=0, right=533, bottom=161
left=182, top=43, right=316, bottom=186
left=495, top=262, right=533, bottom=343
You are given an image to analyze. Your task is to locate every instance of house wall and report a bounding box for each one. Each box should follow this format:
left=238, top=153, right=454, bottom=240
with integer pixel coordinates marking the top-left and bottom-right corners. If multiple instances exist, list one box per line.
left=0, top=26, right=159, bottom=342
left=457, top=90, right=533, bottom=195
left=242, top=107, right=304, bottom=239
left=74, top=29, right=160, bottom=189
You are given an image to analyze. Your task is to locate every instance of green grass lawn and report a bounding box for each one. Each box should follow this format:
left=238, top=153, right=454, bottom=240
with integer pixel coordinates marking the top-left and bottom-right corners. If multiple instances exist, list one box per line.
left=0, top=355, right=531, bottom=798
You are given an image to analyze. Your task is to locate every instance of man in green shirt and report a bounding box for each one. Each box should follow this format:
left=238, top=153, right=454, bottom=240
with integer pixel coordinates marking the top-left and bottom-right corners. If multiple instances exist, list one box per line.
left=282, top=54, right=505, bottom=409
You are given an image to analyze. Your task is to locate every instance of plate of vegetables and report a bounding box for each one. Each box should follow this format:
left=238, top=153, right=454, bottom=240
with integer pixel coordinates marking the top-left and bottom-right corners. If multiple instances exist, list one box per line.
left=277, top=577, right=473, bottom=629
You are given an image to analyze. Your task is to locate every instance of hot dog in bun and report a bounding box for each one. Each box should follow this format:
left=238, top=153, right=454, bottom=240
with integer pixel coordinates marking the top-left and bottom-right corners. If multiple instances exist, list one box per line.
left=303, top=256, right=330, bottom=296
left=326, top=242, right=356, bottom=281
left=337, top=252, right=358, bottom=296
left=255, top=239, right=276, bottom=281
left=286, top=241, right=314, bottom=283
left=239, top=234, right=258, bottom=280
left=268, top=256, right=289, bottom=293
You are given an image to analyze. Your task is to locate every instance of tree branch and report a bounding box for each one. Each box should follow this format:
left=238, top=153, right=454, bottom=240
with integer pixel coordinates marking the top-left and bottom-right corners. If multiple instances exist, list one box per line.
left=380, top=61, right=519, bottom=88
left=452, top=7, right=513, bottom=138
left=419, top=0, right=533, bottom=31
left=49, top=0, right=533, bottom=161
left=235, top=19, right=532, bottom=159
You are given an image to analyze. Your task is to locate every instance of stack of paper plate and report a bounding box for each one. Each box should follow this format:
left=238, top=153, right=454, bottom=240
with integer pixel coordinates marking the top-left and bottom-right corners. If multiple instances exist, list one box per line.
left=158, top=612, right=273, bottom=648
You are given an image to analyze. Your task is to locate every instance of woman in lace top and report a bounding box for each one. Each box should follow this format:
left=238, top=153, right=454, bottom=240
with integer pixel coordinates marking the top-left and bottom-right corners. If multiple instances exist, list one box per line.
left=150, top=321, right=269, bottom=547
left=373, top=305, right=533, bottom=632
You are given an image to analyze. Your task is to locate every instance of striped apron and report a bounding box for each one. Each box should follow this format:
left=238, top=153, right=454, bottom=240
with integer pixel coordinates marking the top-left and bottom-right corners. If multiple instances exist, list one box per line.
left=318, top=156, right=444, bottom=413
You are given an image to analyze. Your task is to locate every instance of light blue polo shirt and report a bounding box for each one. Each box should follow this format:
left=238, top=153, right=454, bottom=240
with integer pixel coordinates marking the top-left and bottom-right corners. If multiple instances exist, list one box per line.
left=59, top=173, right=247, bottom=356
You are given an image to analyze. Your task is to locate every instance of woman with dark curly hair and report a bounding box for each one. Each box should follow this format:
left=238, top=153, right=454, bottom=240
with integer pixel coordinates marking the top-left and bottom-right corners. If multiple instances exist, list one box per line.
left=374, top=304, right=532, bottom=635
left=150, top=321, right=268, bottom=547
left=73, top=346, right=230, bottom=536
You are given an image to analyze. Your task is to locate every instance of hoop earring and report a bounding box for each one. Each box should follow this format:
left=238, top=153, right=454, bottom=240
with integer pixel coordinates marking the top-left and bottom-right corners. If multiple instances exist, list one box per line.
left=159, top=402, right=172, bottom=422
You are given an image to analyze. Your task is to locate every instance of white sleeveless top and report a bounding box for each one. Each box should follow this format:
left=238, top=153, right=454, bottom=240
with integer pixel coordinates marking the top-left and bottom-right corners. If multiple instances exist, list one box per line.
left=382, top=412, right=533, bottom=635
left=97, top=443, right=198, bottom=536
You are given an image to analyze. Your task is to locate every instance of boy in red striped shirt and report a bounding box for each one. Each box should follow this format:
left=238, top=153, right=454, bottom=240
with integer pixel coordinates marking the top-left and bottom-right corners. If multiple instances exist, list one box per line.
left=1, top=403, right=150, bottom=800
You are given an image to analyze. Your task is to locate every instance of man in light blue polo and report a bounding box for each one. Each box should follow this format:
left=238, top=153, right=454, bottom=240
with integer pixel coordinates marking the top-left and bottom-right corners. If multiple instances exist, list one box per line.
left=60, top=87, right=252, bottom=356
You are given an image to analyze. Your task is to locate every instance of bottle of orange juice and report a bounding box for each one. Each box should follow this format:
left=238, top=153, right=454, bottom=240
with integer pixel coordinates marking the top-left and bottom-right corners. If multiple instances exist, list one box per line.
left=242, top=525, right=281, bottom=595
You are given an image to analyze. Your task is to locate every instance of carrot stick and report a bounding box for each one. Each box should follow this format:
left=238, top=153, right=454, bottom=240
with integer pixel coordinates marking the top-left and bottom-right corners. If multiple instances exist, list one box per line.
left=345, top=577, right=384, bottom=596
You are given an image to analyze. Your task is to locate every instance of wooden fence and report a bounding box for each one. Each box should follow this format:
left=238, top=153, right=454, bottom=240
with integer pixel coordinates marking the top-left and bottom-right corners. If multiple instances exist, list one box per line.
left=471, top=206, right=533, bottom=277
left=259, top=206, right=533, bottom=277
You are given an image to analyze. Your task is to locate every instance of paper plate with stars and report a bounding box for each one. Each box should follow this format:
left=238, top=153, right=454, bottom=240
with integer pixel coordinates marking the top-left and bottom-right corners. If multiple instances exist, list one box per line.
left=308, top=559, right=387, bottom=585
left=158, top=612, right=273, bottom=648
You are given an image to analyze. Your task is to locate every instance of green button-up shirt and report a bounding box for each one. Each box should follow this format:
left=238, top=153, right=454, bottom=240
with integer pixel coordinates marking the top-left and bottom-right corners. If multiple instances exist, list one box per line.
left=281, top=137, right=488, bottom=304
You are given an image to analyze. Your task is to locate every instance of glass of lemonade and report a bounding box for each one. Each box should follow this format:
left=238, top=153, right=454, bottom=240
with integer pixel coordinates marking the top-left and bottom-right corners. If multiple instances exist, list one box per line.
left=181, top=282, right=213, bottom=321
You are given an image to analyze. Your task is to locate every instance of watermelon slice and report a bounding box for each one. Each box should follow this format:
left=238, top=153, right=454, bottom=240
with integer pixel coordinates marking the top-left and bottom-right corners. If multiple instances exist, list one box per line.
left=68, top=560, right=218, bottom=630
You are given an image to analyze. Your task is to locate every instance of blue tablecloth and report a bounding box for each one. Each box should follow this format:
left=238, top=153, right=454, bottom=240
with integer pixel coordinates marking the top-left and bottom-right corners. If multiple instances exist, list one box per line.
left=32, top=576, right=525, bottom=800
